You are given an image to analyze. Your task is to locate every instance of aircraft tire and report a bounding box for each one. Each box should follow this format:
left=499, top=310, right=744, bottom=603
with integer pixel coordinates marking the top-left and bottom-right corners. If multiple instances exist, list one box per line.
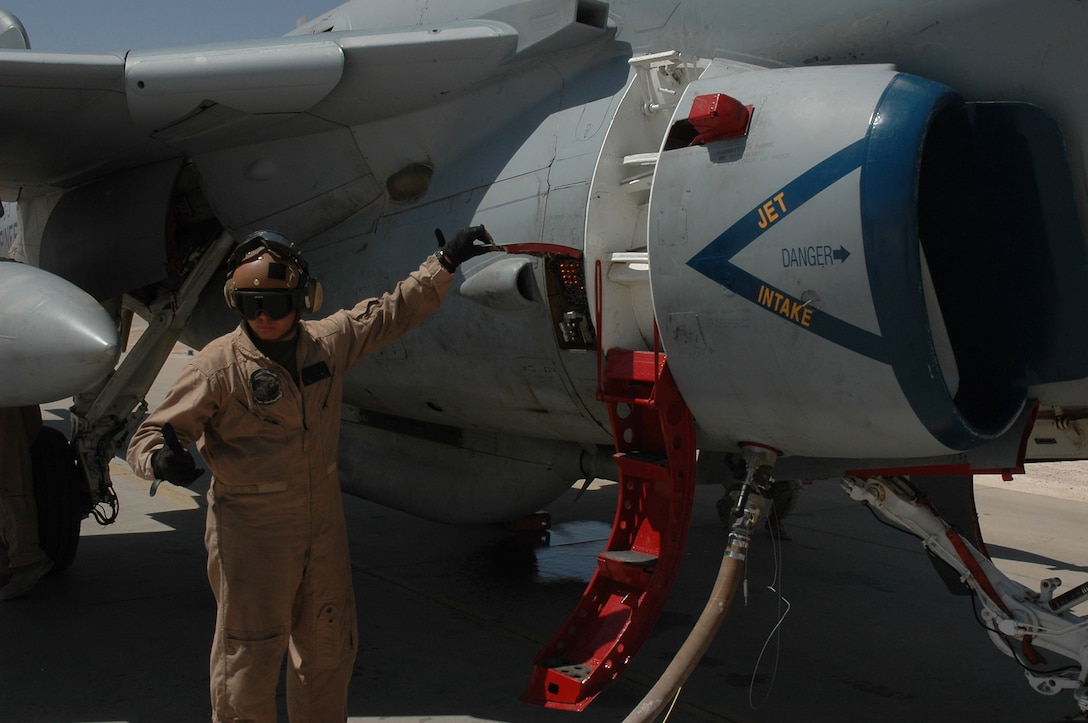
left=30, top=426, right=88, bottom=572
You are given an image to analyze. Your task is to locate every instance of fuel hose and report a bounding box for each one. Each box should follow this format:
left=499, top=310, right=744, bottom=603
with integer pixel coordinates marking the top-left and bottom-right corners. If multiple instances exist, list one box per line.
left=623, top=530, right=749, bottom=722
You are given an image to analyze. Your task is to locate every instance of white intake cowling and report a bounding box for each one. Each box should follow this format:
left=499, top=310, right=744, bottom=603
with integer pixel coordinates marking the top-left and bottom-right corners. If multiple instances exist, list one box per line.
left=648, top=64, right=1029, bottom=458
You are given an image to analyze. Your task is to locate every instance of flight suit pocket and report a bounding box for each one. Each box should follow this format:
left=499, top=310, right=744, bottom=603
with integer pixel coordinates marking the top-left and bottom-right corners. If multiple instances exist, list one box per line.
left=225, top=625, right=285, bottom=645
left=223, top=626, right=287, bottom=680
left=314, top=602, right=355, bottom=671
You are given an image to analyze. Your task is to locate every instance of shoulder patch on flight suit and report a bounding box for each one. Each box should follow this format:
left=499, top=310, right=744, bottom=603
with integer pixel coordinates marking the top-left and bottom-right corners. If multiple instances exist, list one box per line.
left=250, top=368, right=283, bottom=405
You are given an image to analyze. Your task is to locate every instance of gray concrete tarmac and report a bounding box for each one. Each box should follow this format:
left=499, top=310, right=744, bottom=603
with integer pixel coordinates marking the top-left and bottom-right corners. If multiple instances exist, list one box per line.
left=4, top=343, right=1085, bottom=722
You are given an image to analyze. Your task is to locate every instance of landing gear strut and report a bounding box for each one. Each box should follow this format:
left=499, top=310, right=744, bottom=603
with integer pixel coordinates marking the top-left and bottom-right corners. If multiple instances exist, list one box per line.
left=68, top=231, right=234, bottom=529
left=843, top=475, right=1088, bottom=716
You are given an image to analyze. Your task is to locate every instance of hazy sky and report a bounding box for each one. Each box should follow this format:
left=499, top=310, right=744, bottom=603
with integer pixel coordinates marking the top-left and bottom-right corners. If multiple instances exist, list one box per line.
left=0, top=0, right=340, bottom=51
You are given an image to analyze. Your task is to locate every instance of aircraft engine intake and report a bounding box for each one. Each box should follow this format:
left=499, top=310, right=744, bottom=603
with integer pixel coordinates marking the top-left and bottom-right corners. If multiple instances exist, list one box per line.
left=590, top=58, right=1088, bottom=460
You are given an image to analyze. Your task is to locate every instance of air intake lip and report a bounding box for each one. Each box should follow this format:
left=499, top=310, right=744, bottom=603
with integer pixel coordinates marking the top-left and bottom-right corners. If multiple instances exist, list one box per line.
left=458, top=256, right=540, bottom=310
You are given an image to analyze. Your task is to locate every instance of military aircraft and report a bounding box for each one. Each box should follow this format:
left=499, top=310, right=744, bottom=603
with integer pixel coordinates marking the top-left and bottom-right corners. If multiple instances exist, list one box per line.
left=3, top=0, right=1088, bottom=717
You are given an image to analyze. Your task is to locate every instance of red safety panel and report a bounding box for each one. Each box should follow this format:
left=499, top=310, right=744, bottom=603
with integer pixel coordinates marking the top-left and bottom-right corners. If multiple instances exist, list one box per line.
left=522, top=349, right=697, bottom=710
left=688, top=92, right=753, bottom=145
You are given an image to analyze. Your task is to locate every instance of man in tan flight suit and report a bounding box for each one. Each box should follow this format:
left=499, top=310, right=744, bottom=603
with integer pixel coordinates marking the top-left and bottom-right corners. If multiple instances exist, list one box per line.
left=127, top=226, right=493, bottom=722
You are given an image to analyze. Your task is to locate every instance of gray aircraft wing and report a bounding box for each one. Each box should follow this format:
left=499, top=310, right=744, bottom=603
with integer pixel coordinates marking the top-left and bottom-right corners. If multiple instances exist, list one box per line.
left=0, top=16, right=602, bottom=198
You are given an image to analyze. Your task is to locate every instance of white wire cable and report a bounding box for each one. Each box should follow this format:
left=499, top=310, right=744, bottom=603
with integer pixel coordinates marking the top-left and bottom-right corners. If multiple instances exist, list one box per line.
left=748, top=505, right=792, bottom=710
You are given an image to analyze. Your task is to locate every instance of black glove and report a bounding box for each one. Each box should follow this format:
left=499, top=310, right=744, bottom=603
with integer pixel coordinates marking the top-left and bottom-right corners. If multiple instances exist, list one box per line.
left=434, top=225, right=494, bottom=271
left=151, top=422, right=203, bottom=487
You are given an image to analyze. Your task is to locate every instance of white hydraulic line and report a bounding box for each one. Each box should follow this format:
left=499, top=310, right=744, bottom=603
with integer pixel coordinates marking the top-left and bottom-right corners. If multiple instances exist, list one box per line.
left=996, top=618, right=1088, bottom=638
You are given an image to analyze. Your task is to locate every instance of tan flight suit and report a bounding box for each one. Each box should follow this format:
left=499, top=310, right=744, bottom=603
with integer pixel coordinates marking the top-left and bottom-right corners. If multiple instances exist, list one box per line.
left=128, top=255, right=452, bottom=722
left=0, top=406, right=47, bottom=570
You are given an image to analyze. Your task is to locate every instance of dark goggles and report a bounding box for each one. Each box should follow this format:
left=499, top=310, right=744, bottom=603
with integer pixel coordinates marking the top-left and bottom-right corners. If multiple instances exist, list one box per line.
left=232, top=290, right=299, bottom=321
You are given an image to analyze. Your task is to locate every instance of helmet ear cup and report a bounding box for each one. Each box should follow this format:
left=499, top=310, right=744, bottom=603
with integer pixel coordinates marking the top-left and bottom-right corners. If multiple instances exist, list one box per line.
left=223, top=278, right=237, bottom=310
left=305, top=278, right=323, bottom=313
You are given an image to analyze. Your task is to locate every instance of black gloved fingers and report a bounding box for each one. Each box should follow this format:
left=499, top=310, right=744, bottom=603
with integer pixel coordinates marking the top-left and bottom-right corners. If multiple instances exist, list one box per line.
left=152, top=446, right=200, bottom=486
left=441, top=224, right=495, bottom=268
left=434, top=224, right=497, bottom=271
left=451, top=224, right=493, bottom=249
left=162, top=421, right=184, bottom=452
left=151, top=423, right=203, bottom=486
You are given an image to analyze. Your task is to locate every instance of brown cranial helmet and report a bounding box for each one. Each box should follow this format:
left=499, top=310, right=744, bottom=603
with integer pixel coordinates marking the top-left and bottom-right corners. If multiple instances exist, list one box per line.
left=233, top=245, right=301, bottom=291
left=223, top=231, right=322, bottom=320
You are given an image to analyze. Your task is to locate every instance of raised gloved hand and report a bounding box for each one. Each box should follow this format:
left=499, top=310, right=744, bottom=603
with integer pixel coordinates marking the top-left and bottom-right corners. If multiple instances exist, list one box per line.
left=434, top=225, right=495, bottom=272
left=151, top=422, right=203, bottom=490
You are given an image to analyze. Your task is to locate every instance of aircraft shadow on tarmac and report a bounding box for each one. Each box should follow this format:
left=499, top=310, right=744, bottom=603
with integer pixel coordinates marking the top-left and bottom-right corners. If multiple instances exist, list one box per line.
left=983, top=543, right=1088, bottom=577
left=3, top=469, right=1084, bottom=722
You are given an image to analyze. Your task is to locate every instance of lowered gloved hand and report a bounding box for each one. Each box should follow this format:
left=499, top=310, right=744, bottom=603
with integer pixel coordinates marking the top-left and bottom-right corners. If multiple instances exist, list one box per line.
left=151, top=422, right=203, bottom=490
left=434, top=225, right=495, bottom=272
